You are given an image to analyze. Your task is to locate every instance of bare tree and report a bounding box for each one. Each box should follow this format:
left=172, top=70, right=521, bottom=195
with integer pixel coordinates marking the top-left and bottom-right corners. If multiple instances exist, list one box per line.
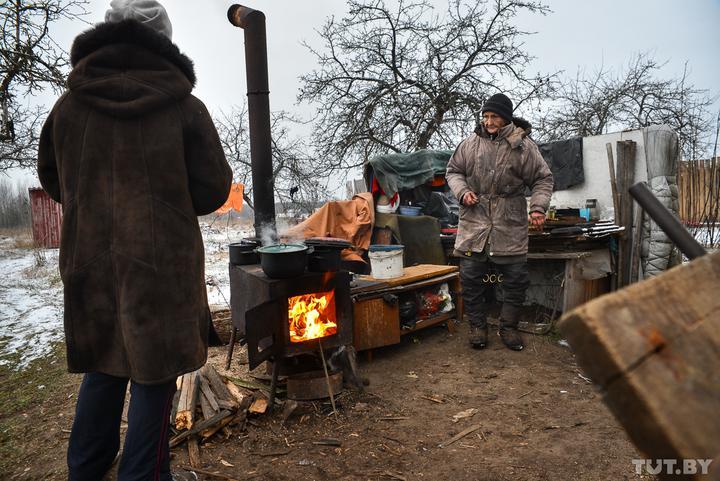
left=214, top=104, right=331, bottom=216
left=1, top=0, right=89, bottom=171
left=299, top=0, right=555, bottom=169
left=0, top=176, right=31, bottom=228
left=536, top=52, right=715, bottom=160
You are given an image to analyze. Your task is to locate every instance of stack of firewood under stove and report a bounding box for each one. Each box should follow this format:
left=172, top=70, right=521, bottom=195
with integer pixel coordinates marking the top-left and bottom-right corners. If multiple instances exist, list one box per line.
left=170, top=364, right=268, bottom=469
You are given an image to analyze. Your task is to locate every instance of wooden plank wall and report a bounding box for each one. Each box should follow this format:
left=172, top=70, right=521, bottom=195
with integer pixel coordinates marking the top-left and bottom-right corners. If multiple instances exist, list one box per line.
left=28, top=188, right=62, bottom=248
left=678, top=158, right=720, bottom=224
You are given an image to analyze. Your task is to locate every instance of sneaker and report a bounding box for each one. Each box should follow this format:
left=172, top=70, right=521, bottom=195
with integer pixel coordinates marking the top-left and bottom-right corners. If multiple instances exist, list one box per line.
left=469, top=325, right=488, bottom=349
left=499, top=327, right=523, bottom=351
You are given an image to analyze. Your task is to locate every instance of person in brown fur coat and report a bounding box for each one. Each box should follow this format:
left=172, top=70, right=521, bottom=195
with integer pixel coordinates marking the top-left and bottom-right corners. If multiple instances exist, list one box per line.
left=37, top=1, right=232, bottom=479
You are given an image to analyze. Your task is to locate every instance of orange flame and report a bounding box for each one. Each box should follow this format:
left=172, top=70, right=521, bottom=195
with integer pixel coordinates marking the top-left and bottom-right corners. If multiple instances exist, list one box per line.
left=288, top=290, right=337, bottom=343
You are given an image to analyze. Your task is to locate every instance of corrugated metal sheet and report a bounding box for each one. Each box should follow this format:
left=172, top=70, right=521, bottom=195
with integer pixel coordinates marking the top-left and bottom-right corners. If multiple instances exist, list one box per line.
left=28, top=188, right=62, bottom=248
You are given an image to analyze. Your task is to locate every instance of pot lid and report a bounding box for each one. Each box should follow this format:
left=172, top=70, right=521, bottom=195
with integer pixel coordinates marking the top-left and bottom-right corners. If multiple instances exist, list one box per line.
left=369, top=244, right=404, bottom=252
left=256, top=243, right=308, bottom=254
left=305, top=237, right=352, bottom=248
left=240, top=237, right=261, bottom=245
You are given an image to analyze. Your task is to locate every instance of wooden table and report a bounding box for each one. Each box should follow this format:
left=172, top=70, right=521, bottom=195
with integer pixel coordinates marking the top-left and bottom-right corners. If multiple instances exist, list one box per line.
left=350, top=264, right=463, bottom=357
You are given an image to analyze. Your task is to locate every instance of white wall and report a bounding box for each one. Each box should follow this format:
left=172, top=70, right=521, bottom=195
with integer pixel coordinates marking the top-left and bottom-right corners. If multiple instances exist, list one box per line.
left=549, top=128, right=653, bottom=220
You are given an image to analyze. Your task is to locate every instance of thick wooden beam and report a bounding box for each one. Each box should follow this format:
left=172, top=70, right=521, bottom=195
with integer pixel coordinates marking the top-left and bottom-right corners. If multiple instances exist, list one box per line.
left=559, top=252, right=720, bottom=480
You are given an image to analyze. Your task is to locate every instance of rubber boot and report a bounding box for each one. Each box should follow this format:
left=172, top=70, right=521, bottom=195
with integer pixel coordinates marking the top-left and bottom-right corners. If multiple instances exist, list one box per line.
left=499, top=327, right=523, bottom=351
left=499, top=304, right=523, bottom=351
left=469, top=324, right=488, bottom=349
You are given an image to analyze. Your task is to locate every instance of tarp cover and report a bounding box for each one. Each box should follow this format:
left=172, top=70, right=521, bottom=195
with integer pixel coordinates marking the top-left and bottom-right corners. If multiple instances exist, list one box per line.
left=365, top=149, right=453, bottom=197
left=366, top=142, right=584, bottom=197
left=537, top=137, right=584, bottom=191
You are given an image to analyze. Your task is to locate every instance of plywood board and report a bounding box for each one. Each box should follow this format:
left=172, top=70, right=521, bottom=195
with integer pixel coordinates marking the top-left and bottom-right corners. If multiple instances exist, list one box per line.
left=352, top=297, right=400, bottom=351
left=357, top=264, right=458, bottom=287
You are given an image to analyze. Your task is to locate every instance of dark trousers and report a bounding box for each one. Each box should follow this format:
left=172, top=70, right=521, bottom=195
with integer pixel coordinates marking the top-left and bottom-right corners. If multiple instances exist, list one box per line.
left=460, top=256, right=529, bottom=329
left=68, top=372, right=177, bottom=481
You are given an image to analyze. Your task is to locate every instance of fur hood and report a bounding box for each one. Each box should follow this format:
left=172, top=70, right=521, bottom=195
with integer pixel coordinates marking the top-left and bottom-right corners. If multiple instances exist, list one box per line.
left=71, top=19, right=195, bottom=86
left=474, top=116, right=532, bottom=138
left=474, top=116, right=533, bottom=150
left=67, top=20, right=197, bottom=118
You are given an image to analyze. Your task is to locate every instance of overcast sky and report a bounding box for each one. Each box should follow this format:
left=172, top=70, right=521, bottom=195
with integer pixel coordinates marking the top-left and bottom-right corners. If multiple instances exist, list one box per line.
left=13, top=0, right=720, bottom=188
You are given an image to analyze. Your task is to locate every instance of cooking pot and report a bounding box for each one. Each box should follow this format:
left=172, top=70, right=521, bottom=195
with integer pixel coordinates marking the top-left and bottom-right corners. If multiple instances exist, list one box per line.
left=229, top=239, right=261, bottom=265
left=305, top=237, right=351, bottom=273
left=256, top=243, right=311, bottom=278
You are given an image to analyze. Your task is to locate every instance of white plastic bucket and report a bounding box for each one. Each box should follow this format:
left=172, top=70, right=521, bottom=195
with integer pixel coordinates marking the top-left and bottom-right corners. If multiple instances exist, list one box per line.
left=368, top=245, right=404, bottom=279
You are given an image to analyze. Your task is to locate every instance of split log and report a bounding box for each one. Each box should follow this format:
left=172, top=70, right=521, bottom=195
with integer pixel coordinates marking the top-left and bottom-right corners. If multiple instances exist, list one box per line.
left=201, top=397, right=253, bottom=440
left=248, top=398, right=268, bottom=414
left=175, top=371, right=200, bottom=430
left=199, top=374, right=220, bottom=413
left=201, top=412, right=237, bottom=440
left=223, top=379, right=250, bottom=406
left=201, top=365, right=236, bottom=407
left=559, top=252, right=720, bottom=481
left=170, top=410, right=233, bottom=448
left=199, top=389, right=217, bottom=420
left=215, top=399, right=235, bottom=411
left=187, top=435, right=201, bottom=468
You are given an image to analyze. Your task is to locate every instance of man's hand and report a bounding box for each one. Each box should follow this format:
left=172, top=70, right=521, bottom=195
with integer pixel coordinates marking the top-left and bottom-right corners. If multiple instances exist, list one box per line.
left=529, top=211, right=546, bottom=230
left=462, top=191, right=479, bottom=206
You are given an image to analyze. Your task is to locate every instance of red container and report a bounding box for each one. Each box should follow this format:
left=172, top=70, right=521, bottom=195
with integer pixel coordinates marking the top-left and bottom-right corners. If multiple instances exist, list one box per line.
left=28, top=188, right=62, bottom=248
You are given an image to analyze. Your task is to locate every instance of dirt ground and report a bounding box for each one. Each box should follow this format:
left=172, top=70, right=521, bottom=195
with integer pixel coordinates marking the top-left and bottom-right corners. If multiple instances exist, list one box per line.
left=2, top=319, right=655, bottom=481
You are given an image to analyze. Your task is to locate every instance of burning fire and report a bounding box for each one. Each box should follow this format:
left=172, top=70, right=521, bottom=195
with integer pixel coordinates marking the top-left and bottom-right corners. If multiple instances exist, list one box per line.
left=288, top=290, right=337, bottom=343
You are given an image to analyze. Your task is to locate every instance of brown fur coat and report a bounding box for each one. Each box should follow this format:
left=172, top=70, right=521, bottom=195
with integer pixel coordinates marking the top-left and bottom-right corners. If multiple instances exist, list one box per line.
left=38, top=20, right=232, bottom=384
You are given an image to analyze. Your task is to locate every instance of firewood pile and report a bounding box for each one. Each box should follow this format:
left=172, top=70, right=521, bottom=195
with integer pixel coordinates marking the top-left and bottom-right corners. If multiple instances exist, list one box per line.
left=170, top=364, right=269, bottom=468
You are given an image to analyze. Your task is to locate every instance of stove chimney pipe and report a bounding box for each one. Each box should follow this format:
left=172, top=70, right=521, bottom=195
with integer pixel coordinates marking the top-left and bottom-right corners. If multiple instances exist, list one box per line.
left=228, top=4, right=276, bottom=241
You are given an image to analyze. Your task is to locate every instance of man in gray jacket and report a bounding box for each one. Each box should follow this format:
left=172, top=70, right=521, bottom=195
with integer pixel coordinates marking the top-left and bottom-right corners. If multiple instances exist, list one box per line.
left=446, top=93, right=553, bottom=351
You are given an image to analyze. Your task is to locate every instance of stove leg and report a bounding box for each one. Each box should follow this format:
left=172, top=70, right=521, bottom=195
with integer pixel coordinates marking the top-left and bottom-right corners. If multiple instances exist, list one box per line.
left=268, top=358, right=281, bottom=413
left=343, top=345, right=364, bottom=391
left=225, top=327, right=238, bottom=370
left=329, top=345, right=365, bottom=391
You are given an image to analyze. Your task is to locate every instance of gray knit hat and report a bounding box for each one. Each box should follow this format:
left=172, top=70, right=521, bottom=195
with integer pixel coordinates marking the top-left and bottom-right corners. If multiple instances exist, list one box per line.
left=105, top=0, right=173, bottom=40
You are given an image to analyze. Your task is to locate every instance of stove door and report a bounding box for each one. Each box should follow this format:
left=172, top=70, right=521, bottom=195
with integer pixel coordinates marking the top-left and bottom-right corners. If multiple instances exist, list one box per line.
left=246, top=300, right=284, bottom=370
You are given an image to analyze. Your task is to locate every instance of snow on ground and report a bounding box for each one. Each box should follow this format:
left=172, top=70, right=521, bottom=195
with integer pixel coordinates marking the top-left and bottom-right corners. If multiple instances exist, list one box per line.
left=0, top=221, right=255, bottom=370
left=691, top=225, right=720, bottom=249
left=0, top=237, right=64, bottom=369
left=201, top=221, right=255, bottom=310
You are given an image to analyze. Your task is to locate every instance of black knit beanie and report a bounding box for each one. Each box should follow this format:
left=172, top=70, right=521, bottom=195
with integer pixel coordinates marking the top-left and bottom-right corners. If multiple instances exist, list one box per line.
left=481, top=93, right=513, bottom=123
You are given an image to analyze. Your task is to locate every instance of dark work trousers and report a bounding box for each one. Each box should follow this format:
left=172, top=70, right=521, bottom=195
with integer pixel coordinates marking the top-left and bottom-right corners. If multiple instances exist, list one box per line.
left=67, top=372, right=177, bottom=481
left=460, top=256, right=530, bottom=329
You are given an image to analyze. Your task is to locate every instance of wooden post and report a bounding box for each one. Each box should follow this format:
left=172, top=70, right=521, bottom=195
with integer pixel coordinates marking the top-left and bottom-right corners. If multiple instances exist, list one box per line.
left=630, top=206, right=644, bottom=283
left=606, top=143, right=621, bottom=290
left=615, top=140, right=636, bottom=287
left=606, top=143, right=621, bottom=223
left=558, top=252, right=720, bottom=480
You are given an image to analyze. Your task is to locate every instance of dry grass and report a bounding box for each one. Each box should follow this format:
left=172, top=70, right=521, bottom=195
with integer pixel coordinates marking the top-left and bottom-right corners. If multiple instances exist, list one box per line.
left=0, top=226, right=34, bottom=248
